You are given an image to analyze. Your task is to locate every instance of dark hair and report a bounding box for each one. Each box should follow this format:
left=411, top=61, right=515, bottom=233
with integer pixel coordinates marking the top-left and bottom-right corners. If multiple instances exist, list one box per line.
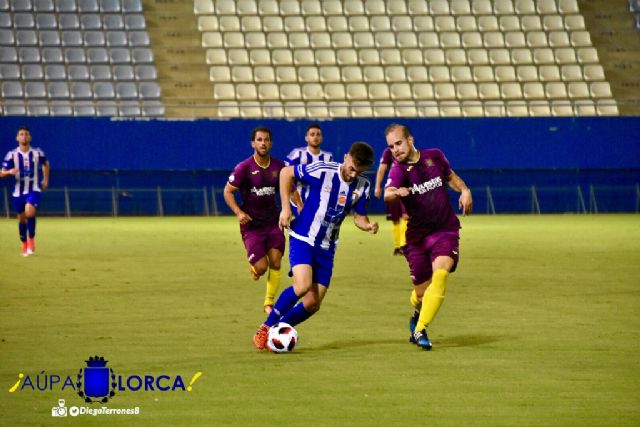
left=251, top=126, right=272, bottom=141
left=18, top=126, right=30, bottom=132
left=384, top=123, right=411, bottom=139
left=349, top=142, right=375, bottom=168
left=306, top=123, right=321, bottom=133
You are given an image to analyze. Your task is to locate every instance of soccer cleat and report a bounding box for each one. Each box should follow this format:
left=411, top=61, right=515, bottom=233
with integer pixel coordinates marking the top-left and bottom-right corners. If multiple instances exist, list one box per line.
left=263, top=304, right=273, bottom=314
left=409, top=310, right=419, bottom=334
left=21, top=241, right=29, bottom=257
left=411, top=329, right=433, bottom=351
left=27, top=237, right=35, bottom=255
left=393, top=248, right=402, bottom=256
left=252, top=324, right=270, bottom=350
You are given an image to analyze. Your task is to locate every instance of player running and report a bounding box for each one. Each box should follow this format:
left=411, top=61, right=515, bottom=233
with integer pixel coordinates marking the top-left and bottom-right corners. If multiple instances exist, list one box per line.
left=253, top=142, right=378, bottom=350
left=223, top=126, right=286, bottom=314
left=384, top=124, right=472, bottom=350
left=1, top=126, right=50, bottom=257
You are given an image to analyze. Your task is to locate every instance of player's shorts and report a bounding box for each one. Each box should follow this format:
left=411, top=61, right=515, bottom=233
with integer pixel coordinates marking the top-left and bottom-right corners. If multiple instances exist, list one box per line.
left=403, top=230, right=459, bottom=285
left=241, top=224, right=285, bottom=266
left=13, top=192, right=41, bottom=214
left=385, top=200, right=406, bottom=222
left=288, top=236, right=335, bottom=287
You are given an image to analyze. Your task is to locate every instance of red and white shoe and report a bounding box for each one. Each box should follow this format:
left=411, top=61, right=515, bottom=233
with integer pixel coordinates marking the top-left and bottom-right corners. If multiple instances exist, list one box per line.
left=21, top=241, right=29, bottom=257
left=27, top=237, right=35, bottom=255
left=252, top=324, right=270, bottom=350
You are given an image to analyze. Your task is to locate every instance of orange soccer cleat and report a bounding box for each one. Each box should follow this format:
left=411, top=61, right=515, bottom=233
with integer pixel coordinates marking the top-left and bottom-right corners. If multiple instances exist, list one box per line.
left=27, top=237, right=35, bottom=255
left=252, top=324, right=270, bottom=350
left=21, top=241, right=28, bottom=257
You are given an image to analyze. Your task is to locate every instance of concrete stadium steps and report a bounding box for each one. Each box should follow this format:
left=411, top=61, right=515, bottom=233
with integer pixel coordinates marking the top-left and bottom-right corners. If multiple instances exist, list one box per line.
left=579, top=0, right=640, bottom=114
left=143, top=0, right=214, bottom=117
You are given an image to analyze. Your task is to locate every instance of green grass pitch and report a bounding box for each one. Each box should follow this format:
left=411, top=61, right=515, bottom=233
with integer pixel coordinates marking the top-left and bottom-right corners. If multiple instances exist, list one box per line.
left=0, top=215, right=638, bottom=426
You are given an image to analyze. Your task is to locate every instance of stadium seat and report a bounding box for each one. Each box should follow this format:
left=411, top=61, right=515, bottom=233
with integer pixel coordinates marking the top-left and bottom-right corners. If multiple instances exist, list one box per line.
left=22, top=63, right=44, bottom=80
left=2, top=81, right=23, bottom=97
left=48, top=81, right=70, bottom=98
left=0, top=63, right=20, bottom=79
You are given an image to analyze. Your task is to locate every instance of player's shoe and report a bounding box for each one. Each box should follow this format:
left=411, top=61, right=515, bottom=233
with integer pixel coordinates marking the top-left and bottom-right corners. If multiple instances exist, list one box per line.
left=252, top=324, right=269, bottom=350
left=263, top=304, right=273, bottom=314
left=411, top=329, right=433, bottom=351
left=27, top=237, right=35, bottom=255
left=409, top=310, right=419, bottom=334
left=249, top=265, right=260, bottom=280
left=21, top=241, right=29, bottom=257
left=393, top=248, right=402, bottom=256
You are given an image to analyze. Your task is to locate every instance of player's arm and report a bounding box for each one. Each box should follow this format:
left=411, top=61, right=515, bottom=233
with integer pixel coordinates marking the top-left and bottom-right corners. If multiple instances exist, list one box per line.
left=41, top=160, right=50, bottom=190
left=278, top=166, right=295, bottom=229
left=384, top=186, right=410, bottom=203
left=0, top=168, right=17, bottom=178
left=374, top=162, right=388, bottom=199
left=290, top=188, right=303, bottom=212
left=447, top=171, right=473, bottom=216
left=354, top=213, right=379, bottom=234
left=223, top=183, right=252, bottom=224
left=0, top=157, right=17, bottom=178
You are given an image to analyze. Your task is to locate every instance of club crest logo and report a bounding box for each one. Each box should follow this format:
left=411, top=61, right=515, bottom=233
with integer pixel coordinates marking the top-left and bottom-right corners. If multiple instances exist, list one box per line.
left=425, top=159, right=434, bottom=167
left=76, top=356, right=116, bottom=403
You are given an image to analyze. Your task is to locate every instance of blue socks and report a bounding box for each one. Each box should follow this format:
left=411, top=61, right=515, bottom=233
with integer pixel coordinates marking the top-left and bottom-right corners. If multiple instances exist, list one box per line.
left=19, top=222, right=27, bottom=242
left=280, top=303, right=313, bottom=327
left=264, top=286, right=299, bottom=327
left=26, top=217, right=36, bottom=238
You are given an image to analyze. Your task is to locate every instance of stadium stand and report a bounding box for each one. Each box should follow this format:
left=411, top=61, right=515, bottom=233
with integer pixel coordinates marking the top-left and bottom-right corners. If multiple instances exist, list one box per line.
left=0, top=0, right=163, bottom=116
left=1, top=0, right=637, bottom=118
left=190, top=0, right=620, bottom=118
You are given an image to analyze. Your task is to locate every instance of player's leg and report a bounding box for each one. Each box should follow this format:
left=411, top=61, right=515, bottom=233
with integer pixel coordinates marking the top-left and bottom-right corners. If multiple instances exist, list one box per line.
left=13, top=196, right=28, bottom=256
left=263, top=227, right=286, bottom=313
left=280, top=283, right=327, bottom=326
left=253, top=238, right=311, bottom=350
left=412, top=231, right=460, bottom=350
left=387, top=201, right=404, bottom=255
left=263, top=248, right=283, bottom=313
left=241, top=228, right=267, bottom=280
left=280, top=243, right=333, bottom=326
left=25, top=202, right=37, bottom=254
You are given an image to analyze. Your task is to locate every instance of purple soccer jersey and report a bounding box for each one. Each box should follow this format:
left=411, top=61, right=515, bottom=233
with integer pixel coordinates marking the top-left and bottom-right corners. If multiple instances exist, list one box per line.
left=379, top=147, right=394, bottom=168
left=228, top=155, right=286, bottom=231
left=386, top=148, right=460, bottom=243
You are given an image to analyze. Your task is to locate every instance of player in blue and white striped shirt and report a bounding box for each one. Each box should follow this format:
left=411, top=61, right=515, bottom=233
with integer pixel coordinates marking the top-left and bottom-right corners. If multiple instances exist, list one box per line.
left=285, top=123, right=333, bottom=214
left=253, top=142, right=379, bottom=350
left=1, top=126, right=50, bottom=256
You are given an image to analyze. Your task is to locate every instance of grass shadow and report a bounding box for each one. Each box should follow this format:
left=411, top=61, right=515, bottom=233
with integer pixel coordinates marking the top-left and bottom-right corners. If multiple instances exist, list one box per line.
left=307, top=334, right=506, bottom=352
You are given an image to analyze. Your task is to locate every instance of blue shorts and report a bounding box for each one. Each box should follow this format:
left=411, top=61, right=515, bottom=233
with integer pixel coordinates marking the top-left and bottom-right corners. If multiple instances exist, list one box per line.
left=289, top=236, right=335, bottom=287
left=13, top=192, right=41, bottom=214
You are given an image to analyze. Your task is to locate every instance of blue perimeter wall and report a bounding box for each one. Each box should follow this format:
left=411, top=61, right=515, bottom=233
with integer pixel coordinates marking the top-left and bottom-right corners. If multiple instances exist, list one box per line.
left=0, top=116, right=639, bottom=171
left=1, top=116, right=639, bottom=214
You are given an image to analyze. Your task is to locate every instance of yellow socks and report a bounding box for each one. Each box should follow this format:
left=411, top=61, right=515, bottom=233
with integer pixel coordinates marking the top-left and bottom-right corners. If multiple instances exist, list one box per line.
left=264, top=268, right=281, bottom=307
left=415, top=269, right=448, bottom=331
left=410, top=289, right=420, bottom=310
left=392, top=221, right=402, bottom=249
left=400, top=218, right=408, bottom=247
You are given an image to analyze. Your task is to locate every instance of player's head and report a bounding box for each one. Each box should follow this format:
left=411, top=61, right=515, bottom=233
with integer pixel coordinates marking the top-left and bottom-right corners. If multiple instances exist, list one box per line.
left=305, top=123, right=323, bottom=149
left=16, top=126, right=31, bottom=146
left=251, top=126, right=273, bottom=157
left=384, top=123, right=415, bottom=163
left=341, top=142, right=374, bottom=182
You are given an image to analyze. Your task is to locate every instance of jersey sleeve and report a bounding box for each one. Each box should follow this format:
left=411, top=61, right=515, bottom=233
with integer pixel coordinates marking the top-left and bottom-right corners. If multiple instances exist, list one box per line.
left=227, top=162, right=245, bottom=189
left=37, top=148, right=48, bottom=164
left=352, top=180, right=370, bottom=216
left=293, top=162, right=324, bottom=187
left=2, top=151, right=13, bottom=170
left=433, top=149, right=452, bottom=178
left=385, top=162, right=405, bottom=188
left=285, top=148, right=300, bottom=166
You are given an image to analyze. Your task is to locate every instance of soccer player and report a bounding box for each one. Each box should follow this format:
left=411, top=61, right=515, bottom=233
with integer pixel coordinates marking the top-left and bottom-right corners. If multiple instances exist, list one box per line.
left=375, top=147, right=408, bottom=256
left=252, top=142, right=379, bottom=350
left=1, top=126, right=50, bottom=257
left=285, top=123, right=333, bottom=213
left=223, top=126, right=286, bottom=314
left=383, top=124, right=472, bottom=350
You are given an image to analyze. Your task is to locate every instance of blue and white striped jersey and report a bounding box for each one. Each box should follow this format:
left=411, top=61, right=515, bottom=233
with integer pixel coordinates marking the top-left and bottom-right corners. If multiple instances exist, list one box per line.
left=289, top=161, right=370, bottom=251
left=285, top=147, right=333, bottom=205
left=2, top=147, right=48, bottom=197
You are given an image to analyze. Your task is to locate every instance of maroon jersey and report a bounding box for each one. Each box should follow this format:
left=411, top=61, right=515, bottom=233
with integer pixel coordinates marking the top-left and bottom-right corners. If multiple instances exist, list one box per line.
left=228, top=155, right=285, bottom=231
left=386, top=148, right=460, bottom=242
left=379, top=147, right=394, bottom=168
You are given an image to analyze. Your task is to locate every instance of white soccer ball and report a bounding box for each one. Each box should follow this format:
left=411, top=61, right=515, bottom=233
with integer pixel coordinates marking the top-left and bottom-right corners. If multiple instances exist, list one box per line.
left=267, top=322, right=298, bottom=353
